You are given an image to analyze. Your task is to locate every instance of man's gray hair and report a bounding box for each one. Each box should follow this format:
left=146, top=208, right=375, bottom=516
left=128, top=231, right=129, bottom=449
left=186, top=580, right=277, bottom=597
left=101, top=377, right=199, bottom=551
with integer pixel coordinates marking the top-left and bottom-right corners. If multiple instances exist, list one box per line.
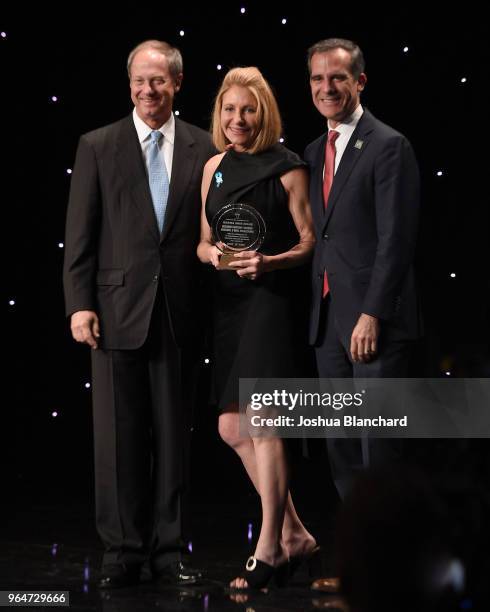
left=127, top=40, right=183, bottom=79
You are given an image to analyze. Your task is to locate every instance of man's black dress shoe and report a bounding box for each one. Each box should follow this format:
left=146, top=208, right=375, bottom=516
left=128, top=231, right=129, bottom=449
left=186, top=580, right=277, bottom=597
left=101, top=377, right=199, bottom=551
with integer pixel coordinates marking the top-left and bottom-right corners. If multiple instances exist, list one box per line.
left=98, top=564, right=141, bottom=589
left=153, top=561, right=203, bottom=585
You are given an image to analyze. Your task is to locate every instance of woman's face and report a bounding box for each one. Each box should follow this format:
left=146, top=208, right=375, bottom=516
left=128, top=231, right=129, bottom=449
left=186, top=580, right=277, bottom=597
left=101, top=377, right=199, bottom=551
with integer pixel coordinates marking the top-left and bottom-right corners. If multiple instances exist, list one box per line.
left=220, top=85, right=259, bottom=151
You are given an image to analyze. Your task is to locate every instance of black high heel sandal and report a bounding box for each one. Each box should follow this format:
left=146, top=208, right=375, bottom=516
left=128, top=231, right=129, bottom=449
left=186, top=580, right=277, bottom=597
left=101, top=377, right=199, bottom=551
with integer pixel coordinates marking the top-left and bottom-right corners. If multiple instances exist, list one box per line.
left=273, top=559, right=291, bottom=587
left=289, top=546, right=324, bottom=579
left=231, top=556, right=290, bottom=590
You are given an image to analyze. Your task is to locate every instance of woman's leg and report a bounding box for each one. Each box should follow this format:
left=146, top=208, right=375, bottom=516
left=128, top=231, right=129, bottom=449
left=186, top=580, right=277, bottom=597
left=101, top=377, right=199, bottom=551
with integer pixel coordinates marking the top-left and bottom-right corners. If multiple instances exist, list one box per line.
left=281, top=491, right=317, bottom=558
left=218, top=411, right=259, bottom=489
left=219, top=412, right=317, bottom=586
left=229, top=434, right=289, bottom=588
left=249, top=435, right=289, bottom=564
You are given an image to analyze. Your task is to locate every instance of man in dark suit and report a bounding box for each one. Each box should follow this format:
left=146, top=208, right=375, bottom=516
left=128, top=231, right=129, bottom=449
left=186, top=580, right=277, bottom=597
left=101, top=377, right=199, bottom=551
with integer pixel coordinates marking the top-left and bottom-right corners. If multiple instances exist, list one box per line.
left=63, top=40, right=214, bottom=588
left=304, top=39, right=421, bottom=589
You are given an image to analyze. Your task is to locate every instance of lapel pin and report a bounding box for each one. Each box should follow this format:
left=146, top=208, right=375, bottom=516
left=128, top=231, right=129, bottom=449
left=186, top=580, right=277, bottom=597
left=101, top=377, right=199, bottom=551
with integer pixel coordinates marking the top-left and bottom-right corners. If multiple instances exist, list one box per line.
left=354, top=139, right=364, bottom=150
left=215, top=171, right=223, bottom=187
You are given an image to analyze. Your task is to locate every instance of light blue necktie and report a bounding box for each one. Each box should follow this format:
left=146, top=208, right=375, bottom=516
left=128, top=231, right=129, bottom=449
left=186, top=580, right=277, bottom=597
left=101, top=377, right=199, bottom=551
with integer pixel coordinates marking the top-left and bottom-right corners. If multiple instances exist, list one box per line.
left=148, top=130, right=170, bottom=232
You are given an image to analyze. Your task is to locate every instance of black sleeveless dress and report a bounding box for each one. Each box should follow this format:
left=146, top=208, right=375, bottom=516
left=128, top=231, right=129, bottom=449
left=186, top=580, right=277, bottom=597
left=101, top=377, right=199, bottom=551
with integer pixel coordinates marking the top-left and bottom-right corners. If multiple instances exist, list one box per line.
left=205, top=145, right=306, bottom=411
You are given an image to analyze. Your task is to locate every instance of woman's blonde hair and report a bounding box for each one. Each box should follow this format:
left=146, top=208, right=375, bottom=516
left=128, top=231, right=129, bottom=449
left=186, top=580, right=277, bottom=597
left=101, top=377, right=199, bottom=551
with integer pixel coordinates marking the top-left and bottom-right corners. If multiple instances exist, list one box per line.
left=211, top=67, right=282, bottom=154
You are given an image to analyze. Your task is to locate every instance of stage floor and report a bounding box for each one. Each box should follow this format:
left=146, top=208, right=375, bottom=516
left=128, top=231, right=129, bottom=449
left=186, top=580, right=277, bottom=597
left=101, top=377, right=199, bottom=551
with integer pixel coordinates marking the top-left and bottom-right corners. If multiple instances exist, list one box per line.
left=0, top=499, right=340, bottom=611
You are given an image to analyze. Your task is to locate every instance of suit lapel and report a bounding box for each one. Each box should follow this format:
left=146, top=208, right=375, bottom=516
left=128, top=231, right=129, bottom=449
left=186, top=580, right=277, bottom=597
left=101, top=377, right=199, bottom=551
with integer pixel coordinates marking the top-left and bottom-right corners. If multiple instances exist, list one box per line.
left=322, top=110, right=375, bottom=231
left=115, top=115, right=160, bottom=242
left=160, top=118, right=198, bottom=243
left=310, top=133, right=328, bottom=230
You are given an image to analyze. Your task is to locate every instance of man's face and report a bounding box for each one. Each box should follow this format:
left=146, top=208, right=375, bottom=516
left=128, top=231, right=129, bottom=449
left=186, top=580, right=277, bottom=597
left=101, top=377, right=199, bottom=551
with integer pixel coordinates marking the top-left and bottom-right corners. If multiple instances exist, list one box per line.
left=309, top=48, right=366, bottom=127
left=129, top=49, right=182, bottom=127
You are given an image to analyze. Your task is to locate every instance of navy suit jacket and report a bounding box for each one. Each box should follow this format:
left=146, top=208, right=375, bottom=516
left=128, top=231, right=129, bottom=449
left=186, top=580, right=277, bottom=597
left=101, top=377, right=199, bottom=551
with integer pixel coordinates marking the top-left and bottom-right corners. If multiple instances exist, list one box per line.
left=304, top=109, right=422, bottom=345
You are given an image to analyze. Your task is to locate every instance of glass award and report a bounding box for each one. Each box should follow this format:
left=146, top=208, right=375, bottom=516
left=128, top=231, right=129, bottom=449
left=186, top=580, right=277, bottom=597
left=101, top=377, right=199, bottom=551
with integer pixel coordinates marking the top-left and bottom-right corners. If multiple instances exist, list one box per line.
left=211, top=203, right=266, bottom=269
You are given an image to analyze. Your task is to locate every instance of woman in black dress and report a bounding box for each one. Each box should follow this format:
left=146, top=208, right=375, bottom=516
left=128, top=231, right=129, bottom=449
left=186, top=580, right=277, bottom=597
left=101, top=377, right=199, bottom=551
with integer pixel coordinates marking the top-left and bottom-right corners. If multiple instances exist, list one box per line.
left=197, top=67, right=317, bottom=589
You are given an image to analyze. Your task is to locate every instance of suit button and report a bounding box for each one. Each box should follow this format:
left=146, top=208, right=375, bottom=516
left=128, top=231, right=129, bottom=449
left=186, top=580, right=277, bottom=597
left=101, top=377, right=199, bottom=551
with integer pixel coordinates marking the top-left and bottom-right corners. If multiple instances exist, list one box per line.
left=323, top=234, right=329, bottom=240
left=152, top=275, right=159, bottom=282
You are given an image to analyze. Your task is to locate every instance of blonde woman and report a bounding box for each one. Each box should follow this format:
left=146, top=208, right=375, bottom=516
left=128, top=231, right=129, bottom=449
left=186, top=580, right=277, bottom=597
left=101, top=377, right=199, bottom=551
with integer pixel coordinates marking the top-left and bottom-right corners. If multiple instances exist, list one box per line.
left=198, top=67, right=319, bottom=589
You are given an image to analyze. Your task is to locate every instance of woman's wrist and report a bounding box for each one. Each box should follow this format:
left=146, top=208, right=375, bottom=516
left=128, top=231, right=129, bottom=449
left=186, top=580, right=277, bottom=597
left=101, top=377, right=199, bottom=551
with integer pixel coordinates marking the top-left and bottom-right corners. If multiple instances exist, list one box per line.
left=261, top=254, right=273, bottom=273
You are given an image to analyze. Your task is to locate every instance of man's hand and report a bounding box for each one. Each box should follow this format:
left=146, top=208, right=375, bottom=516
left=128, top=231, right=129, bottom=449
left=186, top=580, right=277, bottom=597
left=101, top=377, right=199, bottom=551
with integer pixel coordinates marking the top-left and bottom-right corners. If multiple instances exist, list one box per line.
left=70, top=310, right=100, bottom=349
left=350, top=313, right=379, bottom=363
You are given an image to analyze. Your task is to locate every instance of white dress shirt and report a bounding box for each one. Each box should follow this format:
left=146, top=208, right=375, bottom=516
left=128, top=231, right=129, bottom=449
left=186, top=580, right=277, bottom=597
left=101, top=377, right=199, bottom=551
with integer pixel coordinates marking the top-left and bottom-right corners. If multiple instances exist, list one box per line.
left=132, top=108, right=175, bottom=181
left=327, top=104, right=364, bottom=175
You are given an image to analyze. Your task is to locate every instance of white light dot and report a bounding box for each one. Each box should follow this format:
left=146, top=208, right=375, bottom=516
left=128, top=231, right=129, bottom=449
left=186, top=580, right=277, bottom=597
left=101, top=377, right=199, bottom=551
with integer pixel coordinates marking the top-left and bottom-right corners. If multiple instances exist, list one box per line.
left=58, top=242, right=64, bottom=249
left=445, top=371, right=451, bottom=376
left=187, top=541, right=193, bottom=553
left=174, top=110, right=180, bottom=116
left=240, top=7, right=246, bottom=14
left=403, top=46, right=409, bottom=53
left=52, top=411, right=58, bottom=418
left=281, top=18, right=287, bottom=24
left=85, top=382, right=91, bottom=389
left=179, top=30, right=185, bottom=37
left=66, top=168, right=72, bottom=175
left=1, top=31, right=7, bottom=39
left=204, top=358, right=210, bottom=364
left=461, top=77, right=467, bottom=83
left=51, top=96, right=58, bottom=102
left=437, top=171, right=443, bottom=176
left=279, top=137, right=285, bottom=143
left=217, top=64, right=222, bottom=70
left=450, top=273, right=456, bottom=278
left=247, top=522, right=253, bottom=541
left=9, top=300, right=15, bottom=306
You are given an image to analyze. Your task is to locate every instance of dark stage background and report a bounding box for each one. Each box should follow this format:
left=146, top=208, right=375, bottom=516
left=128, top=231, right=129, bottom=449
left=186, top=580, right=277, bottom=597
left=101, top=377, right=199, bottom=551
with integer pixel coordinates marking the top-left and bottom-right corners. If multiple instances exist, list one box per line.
left=2, top=4, right=489, bottom=554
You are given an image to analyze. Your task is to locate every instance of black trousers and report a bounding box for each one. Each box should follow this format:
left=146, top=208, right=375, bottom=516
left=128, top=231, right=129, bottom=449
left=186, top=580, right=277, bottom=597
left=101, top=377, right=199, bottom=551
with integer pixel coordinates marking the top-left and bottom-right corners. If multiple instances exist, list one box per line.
left=315, top=297, right=412, bottom=498
left=91, top=285, right=191, bottom=571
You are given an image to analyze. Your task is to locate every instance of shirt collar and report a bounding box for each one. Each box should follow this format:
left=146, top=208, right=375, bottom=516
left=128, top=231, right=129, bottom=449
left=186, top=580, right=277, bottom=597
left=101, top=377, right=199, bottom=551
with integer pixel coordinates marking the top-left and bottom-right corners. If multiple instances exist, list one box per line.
left=132, top=108, right=175, bottom=145
left=328, top=104, right=364, bottom=135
